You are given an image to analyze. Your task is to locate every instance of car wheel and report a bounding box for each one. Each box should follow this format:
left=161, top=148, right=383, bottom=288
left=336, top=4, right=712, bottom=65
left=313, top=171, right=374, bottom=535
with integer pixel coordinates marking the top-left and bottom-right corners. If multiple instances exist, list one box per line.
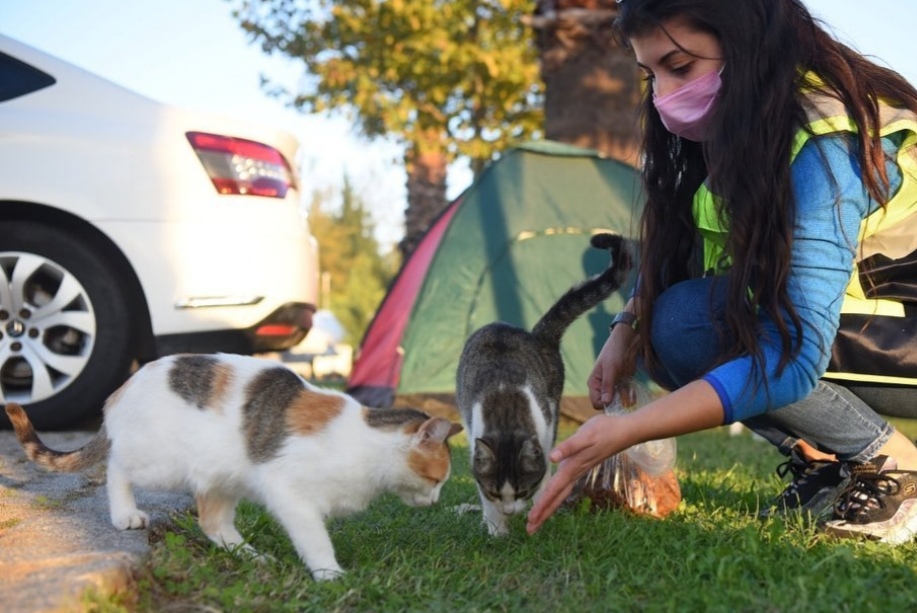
left=0, top=221, right=136, bottom=430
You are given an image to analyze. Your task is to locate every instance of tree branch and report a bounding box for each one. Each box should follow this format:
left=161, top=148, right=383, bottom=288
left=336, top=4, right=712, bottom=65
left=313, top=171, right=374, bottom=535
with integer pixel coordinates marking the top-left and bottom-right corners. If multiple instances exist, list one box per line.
left=523, top=8, right=618, bottom=30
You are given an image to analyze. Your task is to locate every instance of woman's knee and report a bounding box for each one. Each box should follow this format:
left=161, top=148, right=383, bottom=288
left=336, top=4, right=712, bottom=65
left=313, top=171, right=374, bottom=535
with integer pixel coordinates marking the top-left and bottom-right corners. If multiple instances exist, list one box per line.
left=650, top=277, right=728, bottom=385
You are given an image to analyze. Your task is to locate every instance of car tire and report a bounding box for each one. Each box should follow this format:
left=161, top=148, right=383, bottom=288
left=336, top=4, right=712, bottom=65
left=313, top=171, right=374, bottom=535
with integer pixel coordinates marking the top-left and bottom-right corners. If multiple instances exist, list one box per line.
left=0, top=221, right=136, bottom=430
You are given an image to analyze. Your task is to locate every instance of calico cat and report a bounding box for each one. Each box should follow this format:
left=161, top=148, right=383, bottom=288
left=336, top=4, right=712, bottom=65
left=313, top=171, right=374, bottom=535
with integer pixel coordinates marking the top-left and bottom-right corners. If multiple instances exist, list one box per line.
left=455, top=232, right=632, bottom=536
left=4, top=353, right=462, bottom=580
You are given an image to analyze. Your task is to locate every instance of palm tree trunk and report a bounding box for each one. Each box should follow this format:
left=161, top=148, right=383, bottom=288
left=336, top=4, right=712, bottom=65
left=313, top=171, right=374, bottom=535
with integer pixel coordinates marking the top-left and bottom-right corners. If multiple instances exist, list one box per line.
left=531, top=0, right=642, bottom=166
left=400, top=143, right=448, bottom=260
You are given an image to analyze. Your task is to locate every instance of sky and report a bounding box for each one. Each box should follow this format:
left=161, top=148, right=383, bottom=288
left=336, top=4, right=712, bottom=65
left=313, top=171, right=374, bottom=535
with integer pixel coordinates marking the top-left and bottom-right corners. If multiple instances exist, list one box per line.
left=2, top=1, right=916, bottom=249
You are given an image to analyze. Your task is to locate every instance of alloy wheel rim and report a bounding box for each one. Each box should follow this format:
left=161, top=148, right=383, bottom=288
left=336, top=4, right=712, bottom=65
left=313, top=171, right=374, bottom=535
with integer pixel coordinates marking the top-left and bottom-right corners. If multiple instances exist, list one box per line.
left=0, top=252, right=96, bottom=404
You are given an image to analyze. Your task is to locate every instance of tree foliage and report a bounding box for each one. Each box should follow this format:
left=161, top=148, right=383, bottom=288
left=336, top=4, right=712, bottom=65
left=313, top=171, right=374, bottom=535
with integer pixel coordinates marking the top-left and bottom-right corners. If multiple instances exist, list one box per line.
left=307, top=177, right=398, bottom=344
left=233, top=0, right=544, bottom=171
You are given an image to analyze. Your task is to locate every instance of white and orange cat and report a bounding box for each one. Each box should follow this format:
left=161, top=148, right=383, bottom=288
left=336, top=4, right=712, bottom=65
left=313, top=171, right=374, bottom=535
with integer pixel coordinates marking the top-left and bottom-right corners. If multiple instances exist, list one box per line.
left=4, top=353, right=462, bottom=581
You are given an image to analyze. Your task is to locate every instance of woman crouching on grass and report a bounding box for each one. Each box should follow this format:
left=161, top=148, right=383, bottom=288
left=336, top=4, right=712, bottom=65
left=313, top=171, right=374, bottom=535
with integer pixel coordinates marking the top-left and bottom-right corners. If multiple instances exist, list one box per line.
left=528, top=0, right=917, bottom=543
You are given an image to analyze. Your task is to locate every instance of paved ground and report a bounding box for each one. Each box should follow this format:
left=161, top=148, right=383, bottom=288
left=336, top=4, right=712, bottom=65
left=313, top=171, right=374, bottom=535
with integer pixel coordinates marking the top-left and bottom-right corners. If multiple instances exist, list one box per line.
left=0, top=429, right=193, bottom=612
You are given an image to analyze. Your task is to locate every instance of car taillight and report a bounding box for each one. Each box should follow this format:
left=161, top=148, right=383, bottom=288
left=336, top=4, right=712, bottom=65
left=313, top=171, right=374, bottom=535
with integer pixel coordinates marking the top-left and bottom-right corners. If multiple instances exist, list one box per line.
left=186, top=131, right=296, bottom=198
left=255, top=324, right=297, bottom=337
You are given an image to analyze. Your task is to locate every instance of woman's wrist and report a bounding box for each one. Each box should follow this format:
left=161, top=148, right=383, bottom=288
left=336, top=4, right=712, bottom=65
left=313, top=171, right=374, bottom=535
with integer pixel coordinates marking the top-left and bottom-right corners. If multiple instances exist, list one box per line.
left=608, top=310, right=640, bottom=333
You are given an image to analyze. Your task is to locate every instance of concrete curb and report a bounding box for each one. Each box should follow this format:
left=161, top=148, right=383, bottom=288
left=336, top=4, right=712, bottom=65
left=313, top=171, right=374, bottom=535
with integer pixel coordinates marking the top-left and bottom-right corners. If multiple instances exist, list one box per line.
left=0, top=430, right=193, bottom=612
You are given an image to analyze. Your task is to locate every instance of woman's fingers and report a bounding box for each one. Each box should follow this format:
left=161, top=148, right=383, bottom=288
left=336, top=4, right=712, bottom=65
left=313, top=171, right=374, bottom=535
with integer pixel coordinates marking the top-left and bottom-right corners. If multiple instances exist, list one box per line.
left=588, top=361, right=618, bottom=409
left=528, top=415, right=621, bottom=534
left=526, top=459, right=580, bottom=534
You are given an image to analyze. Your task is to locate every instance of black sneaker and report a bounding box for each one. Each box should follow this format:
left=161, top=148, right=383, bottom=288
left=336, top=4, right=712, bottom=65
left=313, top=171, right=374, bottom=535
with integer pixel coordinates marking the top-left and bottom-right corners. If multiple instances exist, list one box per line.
left=823, top=456, right=917, bottom=544
left=759, top=448, right=849, bottom=520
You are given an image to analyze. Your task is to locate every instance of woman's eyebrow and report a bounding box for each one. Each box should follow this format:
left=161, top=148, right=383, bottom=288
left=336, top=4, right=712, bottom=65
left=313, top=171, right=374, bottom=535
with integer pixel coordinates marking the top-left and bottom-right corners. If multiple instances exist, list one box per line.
left=637, top=49, right=684, bottom=71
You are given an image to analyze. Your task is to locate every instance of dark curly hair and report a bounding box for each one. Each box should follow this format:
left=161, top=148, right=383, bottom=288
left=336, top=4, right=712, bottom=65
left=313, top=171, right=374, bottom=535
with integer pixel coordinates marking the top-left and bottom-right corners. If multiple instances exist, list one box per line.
left=615, top=0, right=917, bottom=380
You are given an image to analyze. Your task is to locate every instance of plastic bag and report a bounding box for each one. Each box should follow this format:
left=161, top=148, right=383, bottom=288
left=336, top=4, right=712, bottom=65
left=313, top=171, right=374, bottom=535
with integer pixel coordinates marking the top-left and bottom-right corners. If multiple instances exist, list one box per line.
left=566, top=379, right=681, bottom=518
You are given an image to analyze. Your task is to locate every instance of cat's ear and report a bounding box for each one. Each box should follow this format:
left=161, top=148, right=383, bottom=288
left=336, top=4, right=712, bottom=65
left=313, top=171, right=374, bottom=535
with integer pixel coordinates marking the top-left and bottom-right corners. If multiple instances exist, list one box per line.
left=417, top=417, right=463, bottom=447
left=447, top=421, right=463, bottom=439
left=521, top=436, right=543, bottom=456
left=473, top=439, right=496, bottom=474
left=519, top=437, right=545, bottom=472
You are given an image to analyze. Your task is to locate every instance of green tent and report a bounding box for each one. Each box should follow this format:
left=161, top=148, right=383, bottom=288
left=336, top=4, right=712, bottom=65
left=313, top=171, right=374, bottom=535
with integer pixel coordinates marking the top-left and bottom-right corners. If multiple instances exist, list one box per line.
left=347, top=141, right=643, bottom=417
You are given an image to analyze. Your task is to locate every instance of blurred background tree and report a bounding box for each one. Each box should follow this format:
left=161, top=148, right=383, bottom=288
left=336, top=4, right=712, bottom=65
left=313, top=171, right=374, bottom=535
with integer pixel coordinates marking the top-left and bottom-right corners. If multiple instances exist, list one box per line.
left=233, top=0, right=544, bottom=260
left=234, top=0, right=641, bottom=352
left=307, top=175, right=398, bottom=344
left=531, top=0, right=642, bottom=165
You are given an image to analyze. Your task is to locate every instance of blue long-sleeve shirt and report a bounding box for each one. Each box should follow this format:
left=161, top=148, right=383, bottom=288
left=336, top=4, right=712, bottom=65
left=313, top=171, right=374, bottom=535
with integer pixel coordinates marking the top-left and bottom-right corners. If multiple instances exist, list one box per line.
left=703, top=134, right=901, bottom=423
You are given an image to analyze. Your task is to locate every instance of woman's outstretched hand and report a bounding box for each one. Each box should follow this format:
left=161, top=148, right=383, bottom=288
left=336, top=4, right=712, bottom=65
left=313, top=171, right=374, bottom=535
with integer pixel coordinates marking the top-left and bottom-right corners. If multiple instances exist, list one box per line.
left=526, top=413, right=630, bottom=534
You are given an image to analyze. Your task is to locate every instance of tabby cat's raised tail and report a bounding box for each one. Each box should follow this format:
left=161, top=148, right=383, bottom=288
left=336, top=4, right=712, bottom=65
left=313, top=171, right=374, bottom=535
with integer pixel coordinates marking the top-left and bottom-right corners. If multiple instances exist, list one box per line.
left=531, top=232, right=633, bottom=348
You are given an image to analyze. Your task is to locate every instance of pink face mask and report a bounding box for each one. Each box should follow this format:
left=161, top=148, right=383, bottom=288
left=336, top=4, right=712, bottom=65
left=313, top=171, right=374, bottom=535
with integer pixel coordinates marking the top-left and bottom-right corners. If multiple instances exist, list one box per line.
left=652, top=68, right=722, bottom=142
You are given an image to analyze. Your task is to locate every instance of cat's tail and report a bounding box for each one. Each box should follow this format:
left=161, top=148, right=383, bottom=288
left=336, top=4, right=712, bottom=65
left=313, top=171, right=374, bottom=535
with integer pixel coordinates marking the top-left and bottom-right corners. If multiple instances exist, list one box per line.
left=531, top=232, right=633, bottom=348
left=4, top=403, right=110, bottom=472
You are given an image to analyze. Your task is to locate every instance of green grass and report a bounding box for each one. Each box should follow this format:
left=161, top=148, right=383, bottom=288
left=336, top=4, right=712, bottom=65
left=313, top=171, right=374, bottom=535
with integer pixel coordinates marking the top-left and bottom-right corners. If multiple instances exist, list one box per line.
left=134, top=418, right=917, bottom=612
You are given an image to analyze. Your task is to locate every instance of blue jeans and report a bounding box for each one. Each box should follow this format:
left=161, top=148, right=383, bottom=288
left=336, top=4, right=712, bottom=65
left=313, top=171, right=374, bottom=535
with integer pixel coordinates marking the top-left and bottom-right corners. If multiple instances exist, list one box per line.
left=647, top=277, right=894, bottom=462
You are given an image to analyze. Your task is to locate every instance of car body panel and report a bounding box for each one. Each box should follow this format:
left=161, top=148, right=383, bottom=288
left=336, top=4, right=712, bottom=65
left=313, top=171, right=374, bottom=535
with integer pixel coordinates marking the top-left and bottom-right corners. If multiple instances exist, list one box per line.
left=0, top=32, right=318, bottom=340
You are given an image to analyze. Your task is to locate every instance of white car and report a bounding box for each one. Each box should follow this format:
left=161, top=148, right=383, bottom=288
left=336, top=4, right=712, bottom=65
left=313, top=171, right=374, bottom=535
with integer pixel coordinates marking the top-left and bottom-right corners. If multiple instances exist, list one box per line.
left=0, top=34, right=319, bottom=429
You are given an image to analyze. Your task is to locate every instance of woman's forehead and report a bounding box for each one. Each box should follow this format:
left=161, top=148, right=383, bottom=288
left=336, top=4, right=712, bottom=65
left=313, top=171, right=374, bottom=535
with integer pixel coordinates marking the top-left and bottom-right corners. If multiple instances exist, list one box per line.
left=630, top=18, right=721, bottom=66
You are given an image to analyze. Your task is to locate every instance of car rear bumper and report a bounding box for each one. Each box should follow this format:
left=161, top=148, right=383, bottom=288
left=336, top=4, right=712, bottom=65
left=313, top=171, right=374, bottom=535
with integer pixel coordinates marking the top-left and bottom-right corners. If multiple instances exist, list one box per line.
left=154, top=301, right=316, bottom=355
left=98, top=214, right=319, bottom=336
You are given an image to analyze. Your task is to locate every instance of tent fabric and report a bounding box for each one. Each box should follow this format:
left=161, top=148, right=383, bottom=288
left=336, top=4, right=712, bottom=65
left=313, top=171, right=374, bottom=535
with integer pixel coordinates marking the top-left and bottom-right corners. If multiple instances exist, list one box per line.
left=347, top=140, right=644, bottom=408
left=346, top=198, right=462, bottom=408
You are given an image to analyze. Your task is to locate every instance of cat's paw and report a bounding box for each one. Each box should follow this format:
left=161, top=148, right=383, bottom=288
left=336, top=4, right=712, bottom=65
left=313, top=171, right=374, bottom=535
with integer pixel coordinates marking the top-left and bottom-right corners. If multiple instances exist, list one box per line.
left=481, top=503, right=511, bottom=536
left=311, top=567, right=346, bottom=581
left=112, top=510, right=149, bottom=530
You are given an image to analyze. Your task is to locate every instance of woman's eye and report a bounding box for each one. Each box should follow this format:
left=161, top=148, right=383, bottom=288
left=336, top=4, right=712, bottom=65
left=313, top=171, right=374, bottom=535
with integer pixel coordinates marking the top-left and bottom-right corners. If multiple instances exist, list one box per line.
left=670, top=63, right=691, bottom=75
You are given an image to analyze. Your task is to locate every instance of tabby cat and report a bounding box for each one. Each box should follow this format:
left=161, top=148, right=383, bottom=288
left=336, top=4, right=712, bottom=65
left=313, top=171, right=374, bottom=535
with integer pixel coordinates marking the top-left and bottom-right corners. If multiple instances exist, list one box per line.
left=455, top=232, right=632, bottom=535
left=4, top=353, right=462, bottom=580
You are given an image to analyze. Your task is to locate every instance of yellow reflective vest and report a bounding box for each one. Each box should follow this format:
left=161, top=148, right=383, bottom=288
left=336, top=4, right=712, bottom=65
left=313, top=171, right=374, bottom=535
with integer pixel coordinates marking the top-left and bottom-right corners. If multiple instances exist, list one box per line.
left=692, top=87, right=917, bottom=387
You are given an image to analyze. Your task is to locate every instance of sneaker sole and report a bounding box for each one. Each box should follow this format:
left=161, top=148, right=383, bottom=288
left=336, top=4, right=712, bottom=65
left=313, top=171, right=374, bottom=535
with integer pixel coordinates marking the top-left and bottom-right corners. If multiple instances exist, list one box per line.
left=823, top=499, right=917, bottom=545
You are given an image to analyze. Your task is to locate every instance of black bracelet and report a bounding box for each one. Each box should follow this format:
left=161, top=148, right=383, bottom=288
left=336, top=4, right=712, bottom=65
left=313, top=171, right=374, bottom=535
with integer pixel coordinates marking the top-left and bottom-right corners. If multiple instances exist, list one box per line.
left=608, top=311, right=639, bottom=332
